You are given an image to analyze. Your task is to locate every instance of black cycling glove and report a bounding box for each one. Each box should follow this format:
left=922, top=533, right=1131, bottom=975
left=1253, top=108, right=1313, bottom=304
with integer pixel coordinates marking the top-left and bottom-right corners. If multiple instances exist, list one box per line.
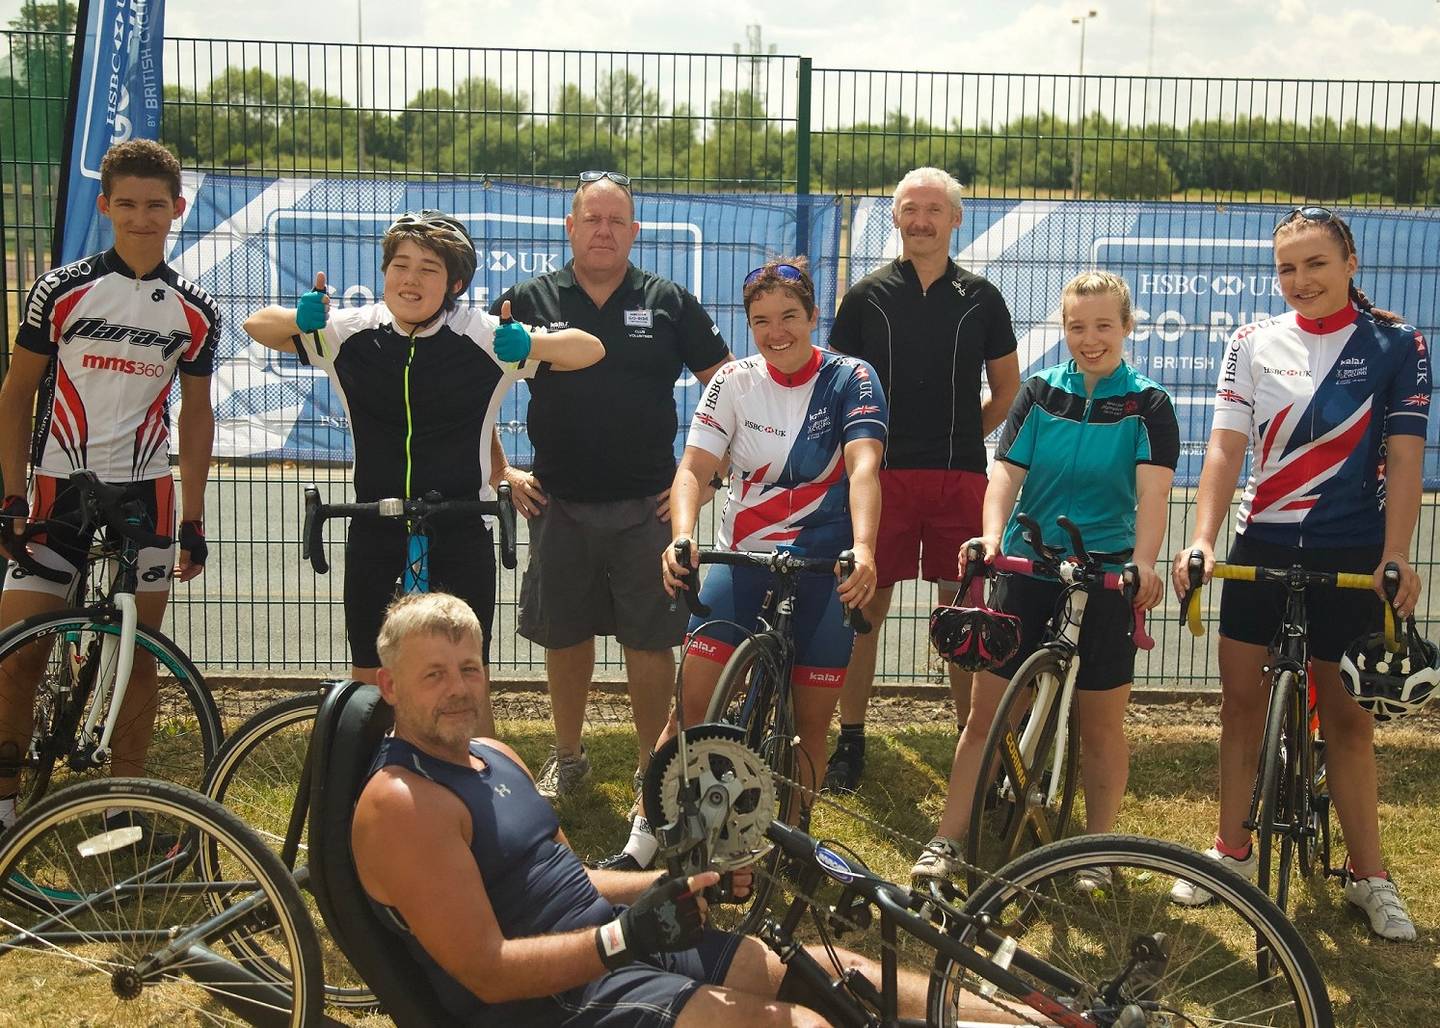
left=179, top=520, right=208, bottom=567
left=1, top=495, right=28, bottom=549
left=594, top=875, right=704, bottom=970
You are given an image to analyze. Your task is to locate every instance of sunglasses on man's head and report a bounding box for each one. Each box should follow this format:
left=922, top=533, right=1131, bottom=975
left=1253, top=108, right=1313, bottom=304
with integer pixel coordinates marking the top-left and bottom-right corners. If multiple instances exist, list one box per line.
left=578, top=170, right=632, bottom=189
left=743, top=263, right=808, bottom=288
left=1273, top=205, right=1337, bottom=235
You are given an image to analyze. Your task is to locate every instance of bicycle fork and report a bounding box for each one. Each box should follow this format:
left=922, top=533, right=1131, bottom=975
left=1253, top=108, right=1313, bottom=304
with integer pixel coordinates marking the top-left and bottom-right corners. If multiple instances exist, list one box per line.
left=75, top=593, right=141, bottom=768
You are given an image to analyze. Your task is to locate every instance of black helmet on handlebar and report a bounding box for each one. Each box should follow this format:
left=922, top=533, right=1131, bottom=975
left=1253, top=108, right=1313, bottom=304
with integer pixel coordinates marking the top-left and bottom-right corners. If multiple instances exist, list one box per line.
left=1339, top=621, right=1440, bottom=723
left=929, top=604, right=1022, bottom=672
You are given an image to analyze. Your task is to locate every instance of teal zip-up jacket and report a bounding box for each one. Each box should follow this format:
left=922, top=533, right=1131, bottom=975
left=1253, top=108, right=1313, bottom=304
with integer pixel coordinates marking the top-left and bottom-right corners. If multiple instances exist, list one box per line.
left=997, top=359, right=1180, bottom=563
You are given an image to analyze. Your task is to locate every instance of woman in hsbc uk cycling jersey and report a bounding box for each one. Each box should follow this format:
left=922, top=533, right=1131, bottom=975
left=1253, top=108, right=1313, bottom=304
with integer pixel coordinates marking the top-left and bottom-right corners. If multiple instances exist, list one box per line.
left=1169, top=207, right=1430, bottom=940
left=669, top=260, right=885, bottom=802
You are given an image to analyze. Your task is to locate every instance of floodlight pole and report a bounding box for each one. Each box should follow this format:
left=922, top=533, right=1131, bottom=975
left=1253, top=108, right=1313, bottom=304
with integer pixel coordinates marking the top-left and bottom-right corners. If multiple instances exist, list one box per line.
left=1071, top=9, right=1097, bottom=197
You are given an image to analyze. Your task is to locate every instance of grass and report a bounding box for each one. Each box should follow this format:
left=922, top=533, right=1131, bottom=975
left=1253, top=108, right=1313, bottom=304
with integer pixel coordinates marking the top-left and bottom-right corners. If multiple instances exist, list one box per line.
left=2, top=713, right=1436, bottom=1025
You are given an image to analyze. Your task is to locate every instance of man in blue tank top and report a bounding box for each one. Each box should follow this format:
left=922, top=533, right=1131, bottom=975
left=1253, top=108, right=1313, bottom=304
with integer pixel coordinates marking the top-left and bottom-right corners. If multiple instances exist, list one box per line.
left=353, top=592, right=1004, bottom=1027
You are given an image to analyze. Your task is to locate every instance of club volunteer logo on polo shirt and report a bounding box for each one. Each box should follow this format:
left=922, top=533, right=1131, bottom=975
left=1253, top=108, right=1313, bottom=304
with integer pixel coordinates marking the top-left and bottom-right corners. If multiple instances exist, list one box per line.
left=624, top=308, right=654, bottom=329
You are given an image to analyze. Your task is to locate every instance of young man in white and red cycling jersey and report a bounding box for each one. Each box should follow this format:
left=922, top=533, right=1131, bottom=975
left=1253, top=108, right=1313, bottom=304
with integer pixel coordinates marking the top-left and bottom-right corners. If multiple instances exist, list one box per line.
left=0, top=140, right=218, bottom=833
left=1171, top=206, right=1430, bottom=941
left=600, top=258, right=888, bottom=871
left=243, top=211, right=603, bottom=717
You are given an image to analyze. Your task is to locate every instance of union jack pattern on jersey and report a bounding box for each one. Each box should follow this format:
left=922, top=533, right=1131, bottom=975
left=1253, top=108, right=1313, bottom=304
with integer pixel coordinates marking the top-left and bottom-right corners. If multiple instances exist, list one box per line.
left=1213, top=305, right=1430, bottom=547
left=16, top=249, right=218, bottom=483
left=688, top=347, right=888, bottom=555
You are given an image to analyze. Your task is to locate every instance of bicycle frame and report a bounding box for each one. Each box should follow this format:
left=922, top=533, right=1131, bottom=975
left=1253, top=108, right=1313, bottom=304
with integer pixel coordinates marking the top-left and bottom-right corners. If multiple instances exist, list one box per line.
left=994, top=556, right=1091, bottom=815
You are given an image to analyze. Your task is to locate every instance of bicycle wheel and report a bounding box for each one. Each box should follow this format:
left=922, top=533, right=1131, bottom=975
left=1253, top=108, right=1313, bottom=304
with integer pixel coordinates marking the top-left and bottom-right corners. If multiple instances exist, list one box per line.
left=0, top=611, right=222, bottom=823
left=1257, top=670, right=1300, bottom=915
left=201, top=691, right=376, bottom=1010
left=704, top=634, right=795, bottom=935
left=0, top=778, right=322, bottom=1027
left=928, top=834, right=1332, bottom=1028
left=965, top=648, right=1079, bottom=893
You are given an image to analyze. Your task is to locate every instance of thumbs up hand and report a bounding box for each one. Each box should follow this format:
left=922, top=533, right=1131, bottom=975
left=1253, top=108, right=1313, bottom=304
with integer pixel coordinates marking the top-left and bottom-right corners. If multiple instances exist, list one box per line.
left=297, top=271, right=330, bottom=332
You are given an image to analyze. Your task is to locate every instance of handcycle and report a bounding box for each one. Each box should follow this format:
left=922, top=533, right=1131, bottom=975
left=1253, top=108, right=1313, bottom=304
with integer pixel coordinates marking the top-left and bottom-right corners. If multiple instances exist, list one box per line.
left=667, top=538, right=871, bottom=935
left=647, top=717, right=1333, bottom=1026
left=963, top=514, right=1152, bottom=891
left=196, top=482, right=518, bottom=1008
left=0, top=469, right=221, bottom=829
left=1179, top=552, right=1399, bottom=931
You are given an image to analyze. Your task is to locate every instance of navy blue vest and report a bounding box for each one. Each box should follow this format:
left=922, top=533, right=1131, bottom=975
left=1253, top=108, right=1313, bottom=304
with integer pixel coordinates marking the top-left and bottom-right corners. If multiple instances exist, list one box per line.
left=364, top=736, right=614, bottom=1020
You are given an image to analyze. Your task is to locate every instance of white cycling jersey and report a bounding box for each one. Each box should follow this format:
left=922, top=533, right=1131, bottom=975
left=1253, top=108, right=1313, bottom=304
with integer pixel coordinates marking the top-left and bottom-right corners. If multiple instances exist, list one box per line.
left=16, top=248, right=218, bottom=483
left=688, top=347, right=888, bottom=554
left=1212, top=304, right=1429, bottom=548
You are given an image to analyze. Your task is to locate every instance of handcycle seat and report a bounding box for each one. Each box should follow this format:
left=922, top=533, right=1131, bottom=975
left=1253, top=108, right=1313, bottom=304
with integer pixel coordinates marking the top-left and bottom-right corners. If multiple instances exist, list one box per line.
left=307, top=680, right=453, bottom=1026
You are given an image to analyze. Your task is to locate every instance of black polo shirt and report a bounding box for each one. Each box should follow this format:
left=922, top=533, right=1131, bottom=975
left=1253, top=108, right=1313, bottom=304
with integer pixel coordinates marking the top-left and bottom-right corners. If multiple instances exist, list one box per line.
left=830, top=258, right=1017, bottom=473
left=494, top=263, right=729, bottom=502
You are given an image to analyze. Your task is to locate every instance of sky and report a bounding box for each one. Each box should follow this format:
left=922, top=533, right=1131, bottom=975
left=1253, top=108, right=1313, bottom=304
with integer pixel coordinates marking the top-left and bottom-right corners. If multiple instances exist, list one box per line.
left=4, top=0, right=1440, bottom=82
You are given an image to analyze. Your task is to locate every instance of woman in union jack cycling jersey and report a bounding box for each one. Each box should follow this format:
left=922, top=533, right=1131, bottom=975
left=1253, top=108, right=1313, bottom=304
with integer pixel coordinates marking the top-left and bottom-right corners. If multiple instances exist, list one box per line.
left=1169, top=207, right=1430, bottom=941
left=597, top=258, right=887, bottom=872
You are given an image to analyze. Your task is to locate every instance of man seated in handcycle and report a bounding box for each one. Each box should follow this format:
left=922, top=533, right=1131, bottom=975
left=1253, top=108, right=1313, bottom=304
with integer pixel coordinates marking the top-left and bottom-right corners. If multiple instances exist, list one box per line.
left=353, top=591, right=1011, bottom=1026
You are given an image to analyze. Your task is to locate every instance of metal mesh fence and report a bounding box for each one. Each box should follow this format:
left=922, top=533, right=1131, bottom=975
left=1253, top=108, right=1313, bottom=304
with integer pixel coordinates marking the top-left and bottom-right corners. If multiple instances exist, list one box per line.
left=3, top=32, right=1438, bottom=684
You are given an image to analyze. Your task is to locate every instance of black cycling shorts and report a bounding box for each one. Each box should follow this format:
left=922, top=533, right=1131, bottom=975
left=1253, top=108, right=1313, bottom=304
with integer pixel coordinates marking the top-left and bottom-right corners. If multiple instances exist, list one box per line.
left=344, top=514, right=496, bottom=669
left=1218, top=534, right=1383, bottom=664
left=989, top=571, right=1138, bottom=691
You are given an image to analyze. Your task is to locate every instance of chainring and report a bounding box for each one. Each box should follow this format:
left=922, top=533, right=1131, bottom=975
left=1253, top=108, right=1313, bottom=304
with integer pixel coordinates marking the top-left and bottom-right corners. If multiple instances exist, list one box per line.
left=641, top=724, right=777, bottom=872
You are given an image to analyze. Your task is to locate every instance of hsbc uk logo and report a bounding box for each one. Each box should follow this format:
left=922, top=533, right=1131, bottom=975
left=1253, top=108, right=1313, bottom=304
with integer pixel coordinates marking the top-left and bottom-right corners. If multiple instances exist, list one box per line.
left=487, top=250, right=560, bottom=274
left=1139, top=273, right=1281, bottom=298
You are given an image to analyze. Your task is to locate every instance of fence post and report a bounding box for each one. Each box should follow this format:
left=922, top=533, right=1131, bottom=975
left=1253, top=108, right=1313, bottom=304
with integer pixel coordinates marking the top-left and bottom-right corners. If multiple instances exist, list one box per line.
left=794, top=56, right=812, bottom=257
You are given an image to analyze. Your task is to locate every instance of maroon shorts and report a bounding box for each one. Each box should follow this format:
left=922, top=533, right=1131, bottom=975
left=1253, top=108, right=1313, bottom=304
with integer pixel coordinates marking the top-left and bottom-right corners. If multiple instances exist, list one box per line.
left=875, top=469, right=986, bottom=589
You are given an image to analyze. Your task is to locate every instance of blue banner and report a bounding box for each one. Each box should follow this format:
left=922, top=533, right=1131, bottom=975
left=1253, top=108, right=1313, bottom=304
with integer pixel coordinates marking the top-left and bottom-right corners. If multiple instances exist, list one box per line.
left=167, top=176, right=840, bottom=465
left=850, top=199, right=1440, bottom=485
left=58, top=0, right=166, bottom=264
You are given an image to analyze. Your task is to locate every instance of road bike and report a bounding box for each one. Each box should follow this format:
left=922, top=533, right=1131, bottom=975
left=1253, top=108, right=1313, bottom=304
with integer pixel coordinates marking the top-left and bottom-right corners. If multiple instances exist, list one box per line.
left=964, top=513, right=1151, bottom=890
left=0, top=470, right=221, bottom=829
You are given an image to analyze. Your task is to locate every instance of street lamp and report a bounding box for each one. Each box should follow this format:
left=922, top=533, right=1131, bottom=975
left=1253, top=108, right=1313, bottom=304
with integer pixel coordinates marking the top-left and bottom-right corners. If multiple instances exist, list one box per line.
left=356, top=0, right=366, bottom=172
left=1071, top=9, right=1097, bottom=197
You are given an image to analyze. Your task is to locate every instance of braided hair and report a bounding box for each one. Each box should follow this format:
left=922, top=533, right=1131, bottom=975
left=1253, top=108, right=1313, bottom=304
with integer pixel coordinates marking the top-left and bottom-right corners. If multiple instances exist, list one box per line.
left=1274, top=210, right=1404, bottom=326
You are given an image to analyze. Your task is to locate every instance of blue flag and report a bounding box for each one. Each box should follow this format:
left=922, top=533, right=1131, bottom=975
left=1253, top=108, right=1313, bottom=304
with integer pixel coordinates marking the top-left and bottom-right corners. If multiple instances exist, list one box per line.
left=55, top=0, right=167, bottom=265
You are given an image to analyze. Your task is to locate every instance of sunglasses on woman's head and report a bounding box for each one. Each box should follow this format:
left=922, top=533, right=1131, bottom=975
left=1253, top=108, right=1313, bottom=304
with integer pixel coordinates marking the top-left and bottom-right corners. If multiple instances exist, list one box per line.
left=1273, top=206, right=1337, bottom=235
left=743, top=263, right=808, bottom=288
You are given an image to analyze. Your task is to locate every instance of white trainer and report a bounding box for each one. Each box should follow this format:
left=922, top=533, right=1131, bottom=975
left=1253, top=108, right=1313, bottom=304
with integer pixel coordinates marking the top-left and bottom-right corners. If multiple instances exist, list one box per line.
left=1345, top=874, right=1416, bottom=942
left=911, top=836, right=963, bottom=884
left=1169, top=846, right=1257, bottom=906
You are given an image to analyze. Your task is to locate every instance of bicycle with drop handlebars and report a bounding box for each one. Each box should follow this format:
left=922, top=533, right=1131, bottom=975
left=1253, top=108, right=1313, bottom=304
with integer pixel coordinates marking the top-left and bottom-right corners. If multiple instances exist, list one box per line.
left=961, top=513, right=1153, bottom=891
left=0, top=469, right=221, bottom=830
left=1178, top=551, right=1401, bottom=952
left=187, top=482, right=519, bottom=1009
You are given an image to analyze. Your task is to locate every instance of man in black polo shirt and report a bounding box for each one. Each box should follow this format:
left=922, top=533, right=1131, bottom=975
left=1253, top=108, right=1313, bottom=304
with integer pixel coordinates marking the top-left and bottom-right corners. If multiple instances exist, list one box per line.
left=493, top=173, right=731, bottom=801
left=824, top=167, right=1020, bottom=793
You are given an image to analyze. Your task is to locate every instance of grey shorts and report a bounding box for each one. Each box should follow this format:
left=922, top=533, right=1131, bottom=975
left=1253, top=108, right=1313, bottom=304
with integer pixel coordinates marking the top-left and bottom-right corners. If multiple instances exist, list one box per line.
left=518, top=493, right=687, bottom=650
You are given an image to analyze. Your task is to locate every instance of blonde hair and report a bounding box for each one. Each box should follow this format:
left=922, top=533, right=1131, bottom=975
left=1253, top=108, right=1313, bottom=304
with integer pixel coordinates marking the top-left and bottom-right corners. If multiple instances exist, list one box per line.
left=894, top=167, right=965, bottom=212
left=376, top=592, right=484, bottom=668
left=1061, top=270, right=1134, bottom=329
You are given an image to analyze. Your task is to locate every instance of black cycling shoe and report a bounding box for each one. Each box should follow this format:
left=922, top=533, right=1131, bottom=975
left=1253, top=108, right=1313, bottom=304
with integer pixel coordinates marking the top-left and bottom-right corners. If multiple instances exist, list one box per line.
left=593, top=851, right=647, bottom=872
left=822, top=739, right=865, bottom=793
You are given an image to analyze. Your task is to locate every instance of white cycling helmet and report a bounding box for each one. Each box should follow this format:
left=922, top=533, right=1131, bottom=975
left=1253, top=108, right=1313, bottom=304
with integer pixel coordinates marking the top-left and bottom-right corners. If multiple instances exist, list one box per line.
left=1339, top=619, right=1440, bottom=723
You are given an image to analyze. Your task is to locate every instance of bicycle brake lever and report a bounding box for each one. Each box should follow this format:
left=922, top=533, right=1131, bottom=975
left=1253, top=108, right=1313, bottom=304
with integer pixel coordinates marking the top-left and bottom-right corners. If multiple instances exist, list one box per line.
left=836, top=550, right=872, bottom=634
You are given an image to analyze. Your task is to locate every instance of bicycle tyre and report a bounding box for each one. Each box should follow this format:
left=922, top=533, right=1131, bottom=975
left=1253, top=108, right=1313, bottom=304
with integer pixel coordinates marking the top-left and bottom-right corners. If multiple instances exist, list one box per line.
left=0, top=777, right=323, bottom=1027
left=704, top=634, right=795, bottom=936
left=1258, top=669, right=1299, bottom=915
left=964, top=647, right=1078, bottom=893
left=929, top=833, right=1333, bottom=1028
left=201, top=691, right=377, bottom=1010
left=0, top=610, right=221, bottom=824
